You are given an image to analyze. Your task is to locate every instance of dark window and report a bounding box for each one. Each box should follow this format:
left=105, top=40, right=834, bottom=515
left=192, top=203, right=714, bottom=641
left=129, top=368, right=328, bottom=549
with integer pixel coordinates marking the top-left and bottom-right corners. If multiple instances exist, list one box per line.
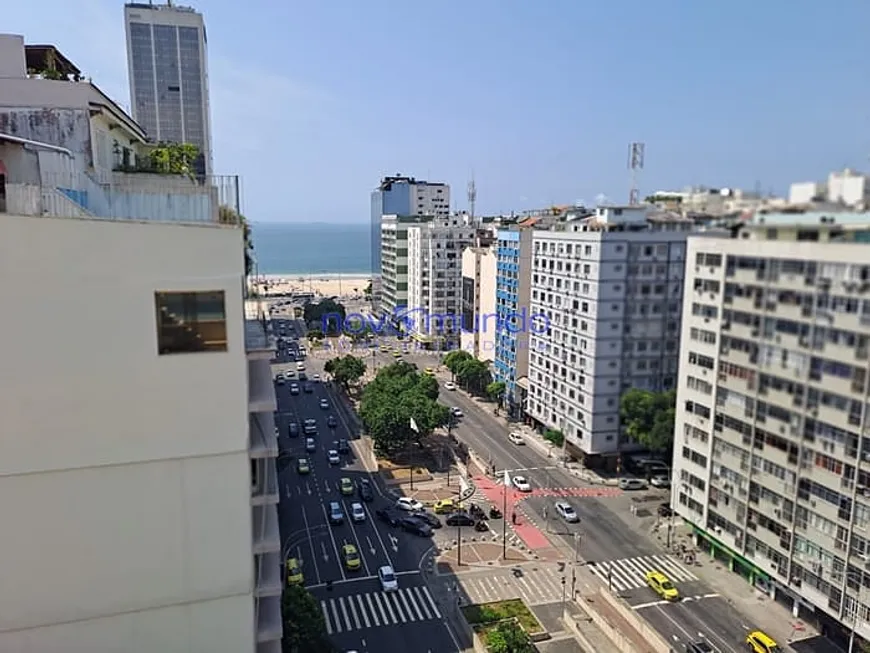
left=155, top=290, right=228, bottom=354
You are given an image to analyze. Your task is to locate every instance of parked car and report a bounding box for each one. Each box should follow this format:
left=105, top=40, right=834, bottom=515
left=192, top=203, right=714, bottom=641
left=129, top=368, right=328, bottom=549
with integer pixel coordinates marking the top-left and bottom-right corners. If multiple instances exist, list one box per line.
left=554, top=501, right=579, bottom=523
left=619, top=478, right=647, bottom=491
left=378, top=565, right=398, bottom=592
left=445, top=512, right=475, bottom=527
left=358, top=479, right=374, bottom=502
left=400, top=516, right=433, bottom=537
left=375, top=507, right=402, bottom=526
left=396, top=497, right=424, bottom=512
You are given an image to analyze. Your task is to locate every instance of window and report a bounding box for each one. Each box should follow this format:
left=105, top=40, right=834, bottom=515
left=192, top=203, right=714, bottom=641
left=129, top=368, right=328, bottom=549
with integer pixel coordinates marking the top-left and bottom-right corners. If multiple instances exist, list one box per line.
left=155, top=290, right=228, bottom=354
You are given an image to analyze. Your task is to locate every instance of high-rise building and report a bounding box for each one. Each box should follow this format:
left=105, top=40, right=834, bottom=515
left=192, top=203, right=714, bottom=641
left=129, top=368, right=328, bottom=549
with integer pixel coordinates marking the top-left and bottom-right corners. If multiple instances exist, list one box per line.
left=0, top=34, right=280, bottom=653
left=526, top=206, right=692, bottom=466
left=124, top=2, right=213, bottom=176
left=371, top=176, right=450, bottom=311
left=494, top=227, right=534, bottom=417
left=672, top=212, right=870, bottom=643
left=461, top=245, right=498, bottom=361
left=405, top=215, right=475, bottom=349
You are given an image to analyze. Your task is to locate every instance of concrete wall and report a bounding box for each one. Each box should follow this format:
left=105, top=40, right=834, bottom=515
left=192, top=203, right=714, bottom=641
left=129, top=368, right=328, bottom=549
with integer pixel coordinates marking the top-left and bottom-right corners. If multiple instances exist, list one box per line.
left=0, top=213, right=254, bottom=653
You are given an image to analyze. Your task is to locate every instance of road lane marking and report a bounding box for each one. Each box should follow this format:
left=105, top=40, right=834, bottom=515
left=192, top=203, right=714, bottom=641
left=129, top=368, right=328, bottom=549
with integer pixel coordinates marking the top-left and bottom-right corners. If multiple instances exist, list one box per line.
left=373, top=593, right=390, bottom=624
left=406, top=589, right=425, bottom=620
left=344, top=501, right=372, bottom=577
left=339, top=597, right=351, bottom=630
left=321, top=504, right=347, bottom=581
left=356, top=595, right=371, bottom=628
left=389, top=592, right=406, bottom=622
left=412, top=586, right=432, bottom=619
left=301, top=506, right=322, bottom=585
left=362, top=502, right=396, bottom=569
left=398, top=590, right=417, bottom=621
left=330, top=599, right=342, bottom=633
left=382, top=592, right=398, bottom=623
left=365, top=593, right=381, bottom=626
left=321, top=601, right=333, bottom=634
left=421, top=586, right=442, bottom=618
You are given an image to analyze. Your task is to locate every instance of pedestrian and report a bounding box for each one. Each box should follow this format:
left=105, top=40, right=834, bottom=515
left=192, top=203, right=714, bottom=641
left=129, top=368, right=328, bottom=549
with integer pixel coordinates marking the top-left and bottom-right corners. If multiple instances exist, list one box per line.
left=511, top=512, right=517, bottom=525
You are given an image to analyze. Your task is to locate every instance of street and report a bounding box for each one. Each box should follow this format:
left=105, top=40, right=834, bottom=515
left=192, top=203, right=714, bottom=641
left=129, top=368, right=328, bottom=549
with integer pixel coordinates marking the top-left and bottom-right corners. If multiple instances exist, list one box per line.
left=353, top=338, right=803, bottom=653
left=272, top=321, right=461, bottom=653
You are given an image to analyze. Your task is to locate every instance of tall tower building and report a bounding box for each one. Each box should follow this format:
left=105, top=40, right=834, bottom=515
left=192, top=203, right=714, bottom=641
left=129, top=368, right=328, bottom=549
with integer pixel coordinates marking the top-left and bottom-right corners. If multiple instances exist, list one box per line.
left=124, top=2, right=213, bottom=176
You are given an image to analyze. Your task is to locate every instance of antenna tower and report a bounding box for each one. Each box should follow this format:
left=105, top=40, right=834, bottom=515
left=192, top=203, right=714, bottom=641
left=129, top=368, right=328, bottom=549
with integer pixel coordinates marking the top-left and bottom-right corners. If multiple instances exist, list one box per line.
left=628, top=142, right=645, bottom=205
left=467, top=176, right=477, bottom=222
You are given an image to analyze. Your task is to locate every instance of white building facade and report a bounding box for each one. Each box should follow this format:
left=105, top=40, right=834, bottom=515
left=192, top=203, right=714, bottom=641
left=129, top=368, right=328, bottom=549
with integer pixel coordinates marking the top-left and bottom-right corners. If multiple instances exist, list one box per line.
left=672, top=213, right=870, bottom=642
left=526, top=206, right=692, bottom=465
left=460, top=245, right=498, bottom=361
left=406, top=215, right=476, bottom=349
left=0, top=34, right=279, bottom=653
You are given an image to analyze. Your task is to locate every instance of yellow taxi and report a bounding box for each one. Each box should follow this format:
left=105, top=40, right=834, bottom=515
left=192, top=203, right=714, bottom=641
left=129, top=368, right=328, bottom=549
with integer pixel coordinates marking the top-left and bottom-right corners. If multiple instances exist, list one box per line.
left=746, top=630, right=780, bottom=653
left=644, top=570, right=679, bottom=601
left=340, top=477, right=354, bottom=495
left=424, top=367, right=435, bottom=376
left=285, top=558, right=303, bottom=585
left=433, top=499, right=456, bottom=514
left=343, top=544, right=361, bottom=571
left=380, top=345, right=390, bottom=353
left=392, top=350, right=402, bottom=359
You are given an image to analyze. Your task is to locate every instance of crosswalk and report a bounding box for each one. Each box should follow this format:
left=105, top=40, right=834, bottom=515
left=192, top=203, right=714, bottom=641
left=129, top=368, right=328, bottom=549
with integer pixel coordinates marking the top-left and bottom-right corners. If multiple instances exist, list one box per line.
left=532, top=487, right=622, bottom=498
left=459, top=567, right=566, bottom=606
left=319, top=585, right=442, bottom=634
left=587, top=555, right=698, bottom=593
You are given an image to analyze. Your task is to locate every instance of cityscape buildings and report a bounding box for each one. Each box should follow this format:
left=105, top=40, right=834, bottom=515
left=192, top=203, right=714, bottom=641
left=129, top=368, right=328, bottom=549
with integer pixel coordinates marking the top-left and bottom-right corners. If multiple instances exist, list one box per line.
left=672, top=212, right=870, bottom=641
left=370, top=176, right=450, bottom=311
left=0, top=34, right=278, bottom=653
left=460, top=243, right=498, bottom=360
left=525, top=205, right=693, bottom=467
left=124, top=2, right=213, bottom=176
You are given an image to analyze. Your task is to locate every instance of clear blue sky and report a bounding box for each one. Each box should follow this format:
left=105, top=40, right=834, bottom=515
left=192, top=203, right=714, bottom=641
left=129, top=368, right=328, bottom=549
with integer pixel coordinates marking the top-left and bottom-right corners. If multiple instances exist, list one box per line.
left=7, top=0, right=869, bottom=222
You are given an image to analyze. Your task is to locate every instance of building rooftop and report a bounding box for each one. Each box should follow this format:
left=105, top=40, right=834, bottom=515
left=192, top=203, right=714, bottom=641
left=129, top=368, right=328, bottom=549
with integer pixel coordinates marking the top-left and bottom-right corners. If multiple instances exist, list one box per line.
left=24, top=44, right=80, bottom=78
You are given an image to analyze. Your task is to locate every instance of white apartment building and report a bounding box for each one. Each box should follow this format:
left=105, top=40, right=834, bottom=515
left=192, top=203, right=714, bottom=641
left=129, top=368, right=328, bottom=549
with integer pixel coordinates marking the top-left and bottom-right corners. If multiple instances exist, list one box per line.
left=380, top=214, right=424, bottom=320
left=526, top=205, right=693, bottom=465
left=790, top=168, right=870, bottom=209
left=406, top=215, right=476, bottom=349
left=460, top=245, right=498, bottom=361
left=0, top=34, right=280, bottom=653
left=672, top=212, right=870, bottom=641
left=124, top=2, right=214, bottom=176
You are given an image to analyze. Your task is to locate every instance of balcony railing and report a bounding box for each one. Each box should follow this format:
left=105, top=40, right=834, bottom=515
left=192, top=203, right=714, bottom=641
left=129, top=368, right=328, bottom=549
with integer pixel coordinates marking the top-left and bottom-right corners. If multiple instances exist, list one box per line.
left=5, top=170, right=241, bottom=225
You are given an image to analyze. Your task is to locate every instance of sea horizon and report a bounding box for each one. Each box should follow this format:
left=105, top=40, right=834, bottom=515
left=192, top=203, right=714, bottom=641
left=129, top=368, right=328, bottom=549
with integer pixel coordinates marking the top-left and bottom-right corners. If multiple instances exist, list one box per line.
left=250, top=222, right=372, bottom=276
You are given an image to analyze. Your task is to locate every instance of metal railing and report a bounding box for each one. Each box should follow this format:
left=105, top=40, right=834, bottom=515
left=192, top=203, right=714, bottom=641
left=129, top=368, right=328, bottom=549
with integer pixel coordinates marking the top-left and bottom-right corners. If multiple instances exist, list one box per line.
left=5, top=171, right=241, bottom=225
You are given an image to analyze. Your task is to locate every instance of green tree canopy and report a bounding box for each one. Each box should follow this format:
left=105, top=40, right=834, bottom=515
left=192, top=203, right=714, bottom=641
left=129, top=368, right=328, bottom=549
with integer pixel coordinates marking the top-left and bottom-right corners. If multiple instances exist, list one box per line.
left=486, top=380, right=507, bottom=402
left=486, top=620, right=535, bottom=653
left=455, top=358, right=492, bottom=395
left=359, top=362, right=450, bottom=456
left=303, top=299, right=346, bottom=333
left=281, top=585, right=335, bottom=653
left=443, top=350, right=473, bottom=375
left=619, top=388, right=677, bottom=452
left=324, top=355, right=366, bottom=389
left=543, top=428, right=564, bottom=447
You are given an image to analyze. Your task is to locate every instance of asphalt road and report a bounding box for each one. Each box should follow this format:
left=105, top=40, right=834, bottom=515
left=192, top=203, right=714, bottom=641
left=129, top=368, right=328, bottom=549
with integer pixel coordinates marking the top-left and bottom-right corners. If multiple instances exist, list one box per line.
left=272, top=320, right=461, bottom=653
left=349, top=338, right=804, bottom=653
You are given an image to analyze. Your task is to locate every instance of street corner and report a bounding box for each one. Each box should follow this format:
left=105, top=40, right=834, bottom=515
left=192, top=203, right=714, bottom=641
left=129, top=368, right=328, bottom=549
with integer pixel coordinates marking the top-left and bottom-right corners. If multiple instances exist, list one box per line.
left=403, top=484, right=463, bottom=506
left=436, top=541, right=533, bottom=572
left=376, top=459, right=434, bottom=486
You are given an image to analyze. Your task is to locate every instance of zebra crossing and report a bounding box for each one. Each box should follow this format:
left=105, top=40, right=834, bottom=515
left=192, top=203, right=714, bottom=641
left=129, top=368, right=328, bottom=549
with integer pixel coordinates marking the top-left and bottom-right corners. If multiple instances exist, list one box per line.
left=319, top=585, right=442, bottom=634
left=459, top=567, right=565, bottom=606
left=587, top=554, right=698, bottom=593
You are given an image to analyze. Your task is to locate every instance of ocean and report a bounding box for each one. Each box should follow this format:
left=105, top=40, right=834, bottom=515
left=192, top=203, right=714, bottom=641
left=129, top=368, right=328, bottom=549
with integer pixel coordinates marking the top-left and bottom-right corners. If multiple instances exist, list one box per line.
left=250, top=222, right=372, bottom=276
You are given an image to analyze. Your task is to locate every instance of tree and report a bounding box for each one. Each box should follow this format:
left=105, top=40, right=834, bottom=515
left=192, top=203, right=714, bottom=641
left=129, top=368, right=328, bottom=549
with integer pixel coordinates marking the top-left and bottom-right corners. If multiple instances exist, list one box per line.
left=359, top=362, right=450, bottom=456
left=303, top=299, right=346, bottom=333
left=455, top=358, right=492, bottom=395
left=325, top=355, right=366, bottom=389
left=620, top=388, right=677, bottom=452
left=148, top=142, right=200, bottom=175
left=218, top=205, right=253, bottom=277
left=543, top=428, right=564, bottom=447
left=307, top=327, right=324, bottom=342
left=281, top=585, right=334, bottom=653
left=486, top=621, right=535, bottom=653
left=443, top=350, right=473, bottom=378
left=486, top=381, right=506, bottom=403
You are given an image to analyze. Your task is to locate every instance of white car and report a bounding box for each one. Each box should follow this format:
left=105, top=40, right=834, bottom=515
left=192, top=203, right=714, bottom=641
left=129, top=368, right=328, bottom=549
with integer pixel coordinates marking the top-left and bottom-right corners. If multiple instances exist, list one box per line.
left=444, top=381, right=456, bottom=391
left=508, top=432, right=525, bottom=445
left=512, top=476, right=531, bottom=492
left=313, top=374, right=321, bottom=382
left=554, top=501, right=579, bottom=523
left=275, top=373, right=285, bottom=385
left=327, top=450, right=340, bottom=465
left=378, top=565, right=398, bottom=592
left=396, top=497, right=424, bottom=512
left=651, top=475, right=670, bottom=488
left=451, top=407, right=463, bottom=417
left=296, top=362, right=306, bottom=371
left=320, top=399, right=329, bottom=409
left=351, top=502, right=366, bottom=522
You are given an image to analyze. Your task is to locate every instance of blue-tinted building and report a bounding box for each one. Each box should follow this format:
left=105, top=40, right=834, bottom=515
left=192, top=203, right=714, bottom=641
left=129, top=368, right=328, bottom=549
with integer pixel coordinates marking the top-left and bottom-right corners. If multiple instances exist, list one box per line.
left=494, top=228, right=533, bottom=418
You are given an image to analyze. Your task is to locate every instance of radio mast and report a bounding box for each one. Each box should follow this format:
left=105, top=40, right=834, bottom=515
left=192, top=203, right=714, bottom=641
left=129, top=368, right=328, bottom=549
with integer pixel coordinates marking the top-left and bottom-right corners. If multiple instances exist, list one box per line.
left=467, top=175, right=477, bottom=222
left=628, top=142, right=645, bottom=205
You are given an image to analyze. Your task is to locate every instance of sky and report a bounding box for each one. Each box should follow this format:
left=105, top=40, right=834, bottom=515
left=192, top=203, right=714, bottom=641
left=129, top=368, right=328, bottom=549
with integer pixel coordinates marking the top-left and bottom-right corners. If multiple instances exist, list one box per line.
left=6, top=0, right=870, bottom=223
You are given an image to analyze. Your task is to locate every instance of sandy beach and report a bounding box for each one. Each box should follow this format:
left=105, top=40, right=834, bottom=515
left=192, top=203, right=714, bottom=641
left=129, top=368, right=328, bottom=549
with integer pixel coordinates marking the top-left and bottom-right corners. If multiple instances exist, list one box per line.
left=251, top=274, right=371, bottom=301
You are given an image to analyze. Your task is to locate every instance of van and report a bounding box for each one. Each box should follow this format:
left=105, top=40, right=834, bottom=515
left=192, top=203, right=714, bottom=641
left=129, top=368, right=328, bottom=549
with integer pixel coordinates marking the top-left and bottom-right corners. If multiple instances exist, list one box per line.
left=746, top=631, right=779, bottom=653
